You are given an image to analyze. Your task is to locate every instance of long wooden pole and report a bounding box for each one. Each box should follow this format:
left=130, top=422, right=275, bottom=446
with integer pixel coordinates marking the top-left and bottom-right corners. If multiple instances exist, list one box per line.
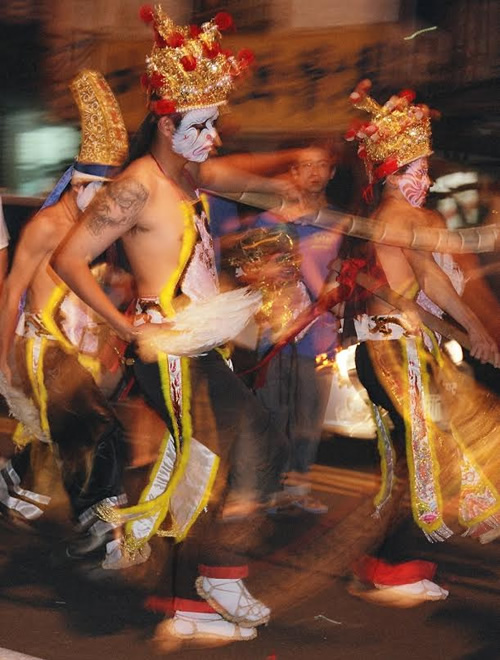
left=209, top=190, right=500, bottom=254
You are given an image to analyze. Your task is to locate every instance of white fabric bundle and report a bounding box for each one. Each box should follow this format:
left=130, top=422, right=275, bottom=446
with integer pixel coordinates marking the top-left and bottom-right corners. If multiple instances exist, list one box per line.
left=137, top=287, right=262, bottom=360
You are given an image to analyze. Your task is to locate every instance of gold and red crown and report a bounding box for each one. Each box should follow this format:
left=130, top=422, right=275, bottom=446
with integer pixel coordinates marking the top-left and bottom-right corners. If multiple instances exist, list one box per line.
left=346, top=79, right=434, bottom=185
left=139, top=4, right=254, bottom=115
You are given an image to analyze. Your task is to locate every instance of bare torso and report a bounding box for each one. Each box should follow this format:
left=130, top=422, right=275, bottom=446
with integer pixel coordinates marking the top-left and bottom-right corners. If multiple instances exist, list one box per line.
left=26, top=254, right=61, bottom=312
left=368, top=198, right=425, bottom=315
left=26, top=199, right=77, bottom=313
left=118, top=156, right=199, bottom=298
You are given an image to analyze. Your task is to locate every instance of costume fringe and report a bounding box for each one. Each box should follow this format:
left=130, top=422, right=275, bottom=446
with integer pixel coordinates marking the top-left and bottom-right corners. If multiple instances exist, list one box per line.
left=0, top=371, right=47, bottom=444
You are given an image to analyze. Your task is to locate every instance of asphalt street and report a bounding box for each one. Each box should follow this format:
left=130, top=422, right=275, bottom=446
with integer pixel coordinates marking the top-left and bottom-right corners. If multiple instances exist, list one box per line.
left=1, top=424, right=500, bottom=660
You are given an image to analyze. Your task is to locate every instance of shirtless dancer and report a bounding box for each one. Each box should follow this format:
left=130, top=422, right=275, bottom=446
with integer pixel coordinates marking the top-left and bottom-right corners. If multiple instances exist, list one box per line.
left=346, top=80, right=499, bottom=604
left=0, top=70, right=140, bottom=569
left=54, top=8, right=289, bottom=647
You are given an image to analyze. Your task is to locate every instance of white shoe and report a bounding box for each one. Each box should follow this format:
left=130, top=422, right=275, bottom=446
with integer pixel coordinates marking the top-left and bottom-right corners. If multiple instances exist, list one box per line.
left=196, top=576, right=271, bottom=627
left=154, top=611, right=256, bottom=651
left=375, top=579, right=449, bottom=601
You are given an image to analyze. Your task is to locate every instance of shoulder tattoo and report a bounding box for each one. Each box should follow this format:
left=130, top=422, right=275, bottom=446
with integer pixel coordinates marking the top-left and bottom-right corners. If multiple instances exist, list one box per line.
left=85, top=179, right=148, bottom=237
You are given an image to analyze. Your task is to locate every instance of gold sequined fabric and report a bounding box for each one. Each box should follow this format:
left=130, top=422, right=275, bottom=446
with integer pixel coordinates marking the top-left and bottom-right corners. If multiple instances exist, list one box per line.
left=70, top=69, right=129, bottom=168
left=347, top=81, right=433, bottom=182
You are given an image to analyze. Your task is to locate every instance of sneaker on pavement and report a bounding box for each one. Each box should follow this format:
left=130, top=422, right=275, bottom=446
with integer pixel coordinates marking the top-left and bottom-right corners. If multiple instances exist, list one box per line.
left=292, top=494, right=328, bottom=514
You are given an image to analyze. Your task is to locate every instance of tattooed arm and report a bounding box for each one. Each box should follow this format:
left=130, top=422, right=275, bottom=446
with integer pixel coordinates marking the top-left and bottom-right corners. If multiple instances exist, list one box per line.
left=53, top=178, right=148, bottom=340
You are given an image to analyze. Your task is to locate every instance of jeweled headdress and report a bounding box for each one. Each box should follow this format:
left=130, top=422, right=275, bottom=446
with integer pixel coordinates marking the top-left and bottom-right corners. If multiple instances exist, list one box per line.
left=346, top=79, right=434, bottom=188
left=70, top=69, right=129, bottom=182
left=41, top=70, right=129, bottom=208
left=139, top=4, right=254, bottom=114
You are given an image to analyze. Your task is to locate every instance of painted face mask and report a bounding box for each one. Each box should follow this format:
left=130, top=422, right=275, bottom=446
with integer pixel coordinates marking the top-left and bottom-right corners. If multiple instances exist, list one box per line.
left=76, top=181, right=104, bottom=211
left=397, top=158, right=431, bottom=208
left=172, top=107, right=219, bottom=163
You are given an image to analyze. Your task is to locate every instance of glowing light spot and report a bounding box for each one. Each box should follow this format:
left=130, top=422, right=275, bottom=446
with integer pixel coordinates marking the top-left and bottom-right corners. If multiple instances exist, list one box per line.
left=404, top=26, right=438, bottom=41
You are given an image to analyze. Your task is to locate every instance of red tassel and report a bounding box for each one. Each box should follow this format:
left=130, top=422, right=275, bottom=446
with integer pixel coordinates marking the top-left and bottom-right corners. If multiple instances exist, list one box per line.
left=149, top=72, right=165, bottom=89
left=166, top=31, right=185, bottom=48
left=214, top=11, right=234, bottom=31
left=203, top=42, right=221, bottom=59
left=181, top=55, right=197, bottom=71
left=238, top=48, right=255, bottom=66
left=139, top=5, right=154, bottom=24
left=373, top=157, right=399, bottom=181
left=152, top=99, right=177, bottom=115
left=399, top=88, right=416, bottom=103
left=154, top=31, right=167, bottom=48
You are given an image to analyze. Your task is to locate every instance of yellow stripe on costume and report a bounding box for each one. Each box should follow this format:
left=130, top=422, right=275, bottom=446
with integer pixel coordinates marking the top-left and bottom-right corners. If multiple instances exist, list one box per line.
left=402, top=336, right=446, bottom=537
left=159, top=200, right=198, bottom=318
left=40, top=284, right=101, bottom=378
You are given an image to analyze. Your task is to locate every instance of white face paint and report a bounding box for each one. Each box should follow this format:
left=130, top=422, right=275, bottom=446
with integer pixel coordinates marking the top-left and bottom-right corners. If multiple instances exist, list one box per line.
left=76, top=181, right=103, bottom=211
left=397, top=158, right=431, bottom=208
left=171, top=107, right=219, bottom=163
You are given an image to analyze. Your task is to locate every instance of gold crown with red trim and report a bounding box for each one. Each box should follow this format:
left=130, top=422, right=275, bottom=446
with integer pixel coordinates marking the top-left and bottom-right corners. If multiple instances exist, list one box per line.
left=139, top=4, right=254, bottom=115
left=346, top=79, right=434, bottom=184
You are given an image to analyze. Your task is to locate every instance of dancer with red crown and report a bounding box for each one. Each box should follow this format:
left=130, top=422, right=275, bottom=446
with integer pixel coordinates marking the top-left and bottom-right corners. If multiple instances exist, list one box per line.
left=345, top=80, right=500, bottom=605
left=54, top=5, right=292, bottom=648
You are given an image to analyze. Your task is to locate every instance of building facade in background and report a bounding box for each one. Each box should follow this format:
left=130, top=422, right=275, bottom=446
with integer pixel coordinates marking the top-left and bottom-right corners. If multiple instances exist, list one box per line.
left=1, top=0, right=500, bottom=194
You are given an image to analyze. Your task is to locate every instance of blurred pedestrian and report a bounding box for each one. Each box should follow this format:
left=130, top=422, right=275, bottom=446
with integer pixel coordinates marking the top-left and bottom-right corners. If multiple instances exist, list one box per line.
left=251, top=142, right=344, bottom=513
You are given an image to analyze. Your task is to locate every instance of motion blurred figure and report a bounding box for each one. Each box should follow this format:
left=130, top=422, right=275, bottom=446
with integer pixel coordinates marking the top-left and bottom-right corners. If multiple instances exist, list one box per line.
left=346, top=80, right=500, bottom=604
left=0, top=198, right=9, bottom=294
left=249, top=143, right=343, bottom=513
left=0, top=70, right=139, bottom=569
left=54, top=7, right=290, bottom=649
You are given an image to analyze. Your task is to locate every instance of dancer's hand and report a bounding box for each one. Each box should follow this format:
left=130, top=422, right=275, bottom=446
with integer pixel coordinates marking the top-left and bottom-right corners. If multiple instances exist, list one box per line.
left=468, top=323, right=500, bottom=367
left=134, top=322, right=175, bottom=363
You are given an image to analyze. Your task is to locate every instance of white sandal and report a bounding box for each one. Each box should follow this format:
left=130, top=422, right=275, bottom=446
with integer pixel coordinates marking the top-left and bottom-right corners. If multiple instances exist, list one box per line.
left=154, top=611, right=257, bottom=651
left=374, top=579, right=449, bottom=601
left=196, top=576, right=271, bottom=627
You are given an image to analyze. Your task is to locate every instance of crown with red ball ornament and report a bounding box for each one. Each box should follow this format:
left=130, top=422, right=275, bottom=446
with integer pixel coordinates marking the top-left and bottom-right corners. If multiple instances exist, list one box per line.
left=345, top=79, right=435, bottom=187
left=139, top=4, right=254, bottom=115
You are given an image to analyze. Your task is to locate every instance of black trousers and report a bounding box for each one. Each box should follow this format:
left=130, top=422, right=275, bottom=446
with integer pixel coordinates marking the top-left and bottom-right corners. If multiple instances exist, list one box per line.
left=355, top=341, right=440, bottom=564
left=256, top=347, right=332, bottom=476
left=133, top=349, right=287, bottom=602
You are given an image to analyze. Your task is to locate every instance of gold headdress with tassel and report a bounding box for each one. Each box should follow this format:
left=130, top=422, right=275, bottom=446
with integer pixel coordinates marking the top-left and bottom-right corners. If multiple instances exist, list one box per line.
left=70, top=69, right=129, bottom=182
left=346, top=79, right=434, bottom=187
left=139, top=4, right=254, bottom=114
